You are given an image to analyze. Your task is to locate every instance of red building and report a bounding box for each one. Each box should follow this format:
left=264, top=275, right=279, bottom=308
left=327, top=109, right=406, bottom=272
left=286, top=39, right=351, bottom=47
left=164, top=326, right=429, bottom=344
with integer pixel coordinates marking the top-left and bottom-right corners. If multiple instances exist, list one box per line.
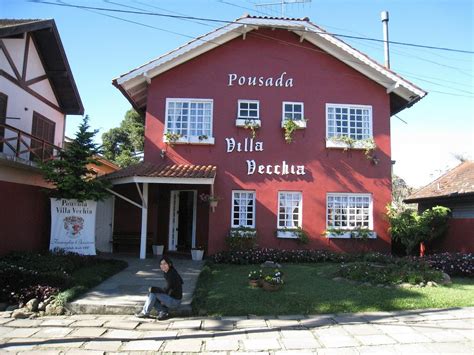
left=109, top=16, right=426, bottom=258
left=405, top=161, right=474, bottom=253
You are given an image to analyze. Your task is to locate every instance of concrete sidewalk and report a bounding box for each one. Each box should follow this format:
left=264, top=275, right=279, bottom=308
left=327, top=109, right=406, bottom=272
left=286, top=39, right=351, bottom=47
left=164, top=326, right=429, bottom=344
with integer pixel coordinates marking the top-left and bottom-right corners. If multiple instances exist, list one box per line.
left=0, top=307, right=472, bottom=353
left=67, top=254, right=204, bottom=316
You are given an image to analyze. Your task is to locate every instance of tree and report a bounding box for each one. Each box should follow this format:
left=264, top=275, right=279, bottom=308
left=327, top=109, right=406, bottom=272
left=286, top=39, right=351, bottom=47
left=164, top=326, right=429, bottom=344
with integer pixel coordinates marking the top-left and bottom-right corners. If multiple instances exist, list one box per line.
left=391, top=174, right=415, bottom=213
left=40, top=115, right=110, bottom=201
left=102, top=109, right=144, bottom=167
left=387, top=205, right=450, bottom=255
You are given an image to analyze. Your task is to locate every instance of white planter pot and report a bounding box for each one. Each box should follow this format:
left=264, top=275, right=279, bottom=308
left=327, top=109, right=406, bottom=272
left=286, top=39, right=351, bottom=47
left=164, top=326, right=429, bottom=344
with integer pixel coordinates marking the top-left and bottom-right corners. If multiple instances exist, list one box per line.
left=152, top=245, right=164, bottom=256
left=191, top=249, right=204, bottom=261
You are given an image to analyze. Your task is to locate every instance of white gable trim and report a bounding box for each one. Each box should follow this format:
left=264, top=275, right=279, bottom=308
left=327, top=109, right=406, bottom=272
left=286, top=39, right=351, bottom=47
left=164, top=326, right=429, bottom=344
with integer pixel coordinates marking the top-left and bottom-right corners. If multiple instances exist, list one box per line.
left=115, top=17, right=426, bottom=106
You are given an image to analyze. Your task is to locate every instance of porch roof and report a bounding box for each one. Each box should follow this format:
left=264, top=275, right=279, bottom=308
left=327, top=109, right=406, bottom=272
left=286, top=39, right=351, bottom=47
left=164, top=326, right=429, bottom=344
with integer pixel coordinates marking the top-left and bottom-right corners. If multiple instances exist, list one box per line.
left=103, top=162, right=216, bottom=185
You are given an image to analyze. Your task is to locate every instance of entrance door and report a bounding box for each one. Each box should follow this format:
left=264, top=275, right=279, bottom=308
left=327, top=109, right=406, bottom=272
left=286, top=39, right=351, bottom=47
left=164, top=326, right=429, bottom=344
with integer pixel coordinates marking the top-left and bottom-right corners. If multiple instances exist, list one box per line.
left=168, top=190, right=197, bottom=251
left=95, top=196, right=114, bottom=253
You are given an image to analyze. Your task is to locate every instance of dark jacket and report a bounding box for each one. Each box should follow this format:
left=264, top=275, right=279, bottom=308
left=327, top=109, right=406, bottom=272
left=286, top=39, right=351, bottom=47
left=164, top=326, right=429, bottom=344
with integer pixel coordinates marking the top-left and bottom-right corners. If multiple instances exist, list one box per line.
left=164, top=267, right=183, bottom=300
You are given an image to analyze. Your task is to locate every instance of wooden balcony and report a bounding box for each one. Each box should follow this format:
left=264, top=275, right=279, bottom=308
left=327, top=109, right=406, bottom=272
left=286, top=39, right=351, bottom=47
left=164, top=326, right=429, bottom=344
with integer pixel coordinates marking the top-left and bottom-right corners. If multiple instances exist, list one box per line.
left=0, top=122, right=61, bottom=163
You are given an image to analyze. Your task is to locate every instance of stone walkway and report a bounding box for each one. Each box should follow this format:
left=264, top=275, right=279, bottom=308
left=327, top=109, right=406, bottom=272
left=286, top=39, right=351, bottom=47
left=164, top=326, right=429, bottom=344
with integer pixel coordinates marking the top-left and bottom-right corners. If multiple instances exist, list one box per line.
left=0, top=307, right=472, bottom=354
left=67, top=255, right=203, bottom=316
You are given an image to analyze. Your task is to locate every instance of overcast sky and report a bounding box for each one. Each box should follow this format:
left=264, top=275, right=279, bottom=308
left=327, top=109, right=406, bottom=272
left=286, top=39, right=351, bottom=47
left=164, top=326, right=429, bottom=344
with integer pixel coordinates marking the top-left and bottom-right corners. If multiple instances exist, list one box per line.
left=3, top=0, right=473, bottom=188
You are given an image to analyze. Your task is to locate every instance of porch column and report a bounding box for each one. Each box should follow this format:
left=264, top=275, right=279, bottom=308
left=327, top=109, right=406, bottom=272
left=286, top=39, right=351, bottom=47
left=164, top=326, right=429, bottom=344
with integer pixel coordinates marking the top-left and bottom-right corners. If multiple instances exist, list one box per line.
left=139, top=183, right=149, bottom=259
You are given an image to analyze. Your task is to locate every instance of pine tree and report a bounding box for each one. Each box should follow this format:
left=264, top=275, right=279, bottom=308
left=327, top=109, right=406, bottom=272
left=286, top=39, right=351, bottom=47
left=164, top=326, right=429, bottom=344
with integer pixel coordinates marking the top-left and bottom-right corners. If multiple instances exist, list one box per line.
left=41, top=115, right=110, bottom=201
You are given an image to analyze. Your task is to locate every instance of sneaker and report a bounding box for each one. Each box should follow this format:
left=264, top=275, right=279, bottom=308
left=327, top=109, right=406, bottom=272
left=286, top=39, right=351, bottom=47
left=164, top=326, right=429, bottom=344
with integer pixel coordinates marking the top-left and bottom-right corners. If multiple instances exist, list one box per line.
left=135, top=312, right=149, bottom=319
left=157, top=311, right=169, bottom=320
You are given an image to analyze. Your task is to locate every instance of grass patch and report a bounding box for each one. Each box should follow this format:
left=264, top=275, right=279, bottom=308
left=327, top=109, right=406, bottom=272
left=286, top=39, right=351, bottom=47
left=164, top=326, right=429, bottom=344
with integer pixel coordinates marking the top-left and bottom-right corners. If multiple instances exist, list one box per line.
left=192, top=263, right=474, bottom=316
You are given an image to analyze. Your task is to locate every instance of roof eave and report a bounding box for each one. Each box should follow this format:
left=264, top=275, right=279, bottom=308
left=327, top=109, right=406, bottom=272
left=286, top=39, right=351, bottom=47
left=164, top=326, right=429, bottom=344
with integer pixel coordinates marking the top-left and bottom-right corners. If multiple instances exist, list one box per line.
left=1, top=19, right=84, bottom=115
left=113, top=17, right=426, bottom=114
left=404, top=191, right=474, bottom=204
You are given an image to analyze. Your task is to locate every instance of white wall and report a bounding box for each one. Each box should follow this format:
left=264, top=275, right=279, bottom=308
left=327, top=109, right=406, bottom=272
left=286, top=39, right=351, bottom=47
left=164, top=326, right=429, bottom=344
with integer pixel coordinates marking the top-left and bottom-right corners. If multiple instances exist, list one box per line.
left=0, top=35, right=65, bottom=148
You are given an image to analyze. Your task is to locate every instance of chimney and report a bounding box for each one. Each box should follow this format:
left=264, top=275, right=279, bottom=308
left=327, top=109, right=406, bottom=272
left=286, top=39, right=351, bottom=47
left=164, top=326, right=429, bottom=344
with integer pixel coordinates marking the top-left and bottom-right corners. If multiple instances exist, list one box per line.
left=381, top=11, right=390, bottom=69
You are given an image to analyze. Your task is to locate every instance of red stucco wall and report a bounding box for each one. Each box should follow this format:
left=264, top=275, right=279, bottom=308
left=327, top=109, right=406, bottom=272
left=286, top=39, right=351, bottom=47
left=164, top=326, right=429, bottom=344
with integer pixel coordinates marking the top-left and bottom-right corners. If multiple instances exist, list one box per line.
left=430, top=219, right=474, bottom=253
left=0, top=181, right=50, bottom=255
left=141, top=29, right=392, bottom=255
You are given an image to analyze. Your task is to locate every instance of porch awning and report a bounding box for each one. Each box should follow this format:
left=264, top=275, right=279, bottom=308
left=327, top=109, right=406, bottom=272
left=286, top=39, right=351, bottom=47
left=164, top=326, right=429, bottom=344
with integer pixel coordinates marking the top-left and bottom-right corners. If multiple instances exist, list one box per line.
left=102, top=162, right=216, bottom=185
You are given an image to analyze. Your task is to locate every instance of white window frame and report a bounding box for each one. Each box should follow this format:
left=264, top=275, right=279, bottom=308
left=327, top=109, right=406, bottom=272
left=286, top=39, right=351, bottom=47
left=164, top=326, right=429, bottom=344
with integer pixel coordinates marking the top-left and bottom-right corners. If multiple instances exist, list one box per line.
left=325, top=103, right=372, bottom=149
left=164, top=98, right=215, bottom=145
left=231, top=190, right=256, bottom=228
left=281, top=101, right=306, bottom=128
left=277, top=191, right=303, bottom=239
left=326, top=193, right=376, bottom=239
left=236, top=100, right=261, bottom=127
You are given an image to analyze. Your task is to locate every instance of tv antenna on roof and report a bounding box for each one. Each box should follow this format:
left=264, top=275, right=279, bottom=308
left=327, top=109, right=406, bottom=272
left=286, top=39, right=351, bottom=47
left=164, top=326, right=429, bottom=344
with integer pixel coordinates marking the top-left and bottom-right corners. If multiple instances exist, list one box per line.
left=255, top=0, right=311, bottom=17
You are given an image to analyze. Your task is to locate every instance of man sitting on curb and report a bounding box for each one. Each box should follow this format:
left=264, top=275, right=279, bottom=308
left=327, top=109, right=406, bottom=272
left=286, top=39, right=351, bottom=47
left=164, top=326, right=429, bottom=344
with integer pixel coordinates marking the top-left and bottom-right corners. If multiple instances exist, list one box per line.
left=135, top=255, right=183, bottom=320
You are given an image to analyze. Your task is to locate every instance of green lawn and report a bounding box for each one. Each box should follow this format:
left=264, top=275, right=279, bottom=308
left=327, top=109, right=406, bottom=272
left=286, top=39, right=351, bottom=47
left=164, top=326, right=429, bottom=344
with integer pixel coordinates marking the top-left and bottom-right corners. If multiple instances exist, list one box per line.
left=193, top=263, right=474, bottom=316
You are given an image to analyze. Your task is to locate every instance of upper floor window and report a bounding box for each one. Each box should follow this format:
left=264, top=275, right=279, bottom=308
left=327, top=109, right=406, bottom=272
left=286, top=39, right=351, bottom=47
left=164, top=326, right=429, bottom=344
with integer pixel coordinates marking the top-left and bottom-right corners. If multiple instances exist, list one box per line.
left=236, top=100, right=261, bottom=128
left=31, top=111, right=55, bottom=161
left=326, top=193, right=375, bottom=238
left=165, top=99, right=214, bottom=145
left=281, top=101, right=306, bottom=129
left=326, top=104, right=372, bottom=148
left=238, top=100, right=259, bottom=120
left=277, top=191, right=302, bottom=238
left=282, top=102, right=304, bottom=121
left=231, top=190, right=255, bottom=228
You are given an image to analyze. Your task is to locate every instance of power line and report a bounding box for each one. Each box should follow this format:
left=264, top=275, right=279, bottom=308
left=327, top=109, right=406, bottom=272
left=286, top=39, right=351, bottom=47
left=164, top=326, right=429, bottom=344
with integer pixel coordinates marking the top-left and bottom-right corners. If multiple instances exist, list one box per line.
left=30, top=0, right=474, bottom=98
left=34, top=0, right=473, bottom=97
left=30, top=0, right=474, bottom=54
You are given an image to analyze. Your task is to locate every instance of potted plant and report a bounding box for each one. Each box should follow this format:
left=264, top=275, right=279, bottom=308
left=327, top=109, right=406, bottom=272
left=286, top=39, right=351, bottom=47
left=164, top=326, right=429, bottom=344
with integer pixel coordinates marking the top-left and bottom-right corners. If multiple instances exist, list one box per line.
left=191, top=246, right=204, bottom=261
left=199, top=193, right=222, bottom=210
left=152, top=244, right=164, bottom=256
left=262, top=269, right=284, bottom=291
left=248, top=269, right=262, bottom=288
left=243, top=119, right=260, bottom=139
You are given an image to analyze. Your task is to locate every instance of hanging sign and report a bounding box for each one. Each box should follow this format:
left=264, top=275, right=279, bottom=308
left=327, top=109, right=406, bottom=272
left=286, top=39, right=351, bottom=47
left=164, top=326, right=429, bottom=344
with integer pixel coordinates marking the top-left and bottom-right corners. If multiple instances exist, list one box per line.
left=49, top=198, right=97, bottom=255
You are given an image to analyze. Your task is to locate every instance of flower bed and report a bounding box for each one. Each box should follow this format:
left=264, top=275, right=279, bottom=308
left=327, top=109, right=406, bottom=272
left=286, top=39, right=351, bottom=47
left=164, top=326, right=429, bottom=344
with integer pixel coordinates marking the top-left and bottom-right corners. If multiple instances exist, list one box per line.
left=211, top=249, right=473, bottom=277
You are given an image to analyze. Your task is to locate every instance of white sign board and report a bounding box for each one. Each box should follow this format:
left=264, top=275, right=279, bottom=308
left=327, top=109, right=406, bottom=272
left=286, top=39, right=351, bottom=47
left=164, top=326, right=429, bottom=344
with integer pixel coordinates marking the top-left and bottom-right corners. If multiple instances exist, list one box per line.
left=50, top=198, right=97, bottom=255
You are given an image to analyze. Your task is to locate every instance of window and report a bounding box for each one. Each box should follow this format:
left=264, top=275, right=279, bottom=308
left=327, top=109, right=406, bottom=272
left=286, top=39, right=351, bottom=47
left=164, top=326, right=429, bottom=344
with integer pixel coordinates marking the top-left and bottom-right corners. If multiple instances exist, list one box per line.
left=165, top=99, right=214, bottom=144
left=281, top=101, right=306, bottom=128
left=326, top=193, right=375, bottom=238
left=31, top=111, right=55, bottom=161
left=282, top=102, right=304, bottom=121
left=326, top=104, right=372, bottom=146
left=277, top=192, right=302, bottom=238
left=0, top=92, right=7, bottom=153
left=231, top=191, right=255, bottom=228
left=238, top=100, right=259, bottom=120
left=236, top=100, right=260, bottom=127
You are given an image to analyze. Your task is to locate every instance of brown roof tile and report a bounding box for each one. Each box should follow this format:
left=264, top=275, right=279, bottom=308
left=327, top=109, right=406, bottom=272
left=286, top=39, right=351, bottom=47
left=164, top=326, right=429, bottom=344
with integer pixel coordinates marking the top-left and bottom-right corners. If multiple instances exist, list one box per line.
left=405, top=161, right=474, bottom=202
left=103, top=162, right=216, bottom=181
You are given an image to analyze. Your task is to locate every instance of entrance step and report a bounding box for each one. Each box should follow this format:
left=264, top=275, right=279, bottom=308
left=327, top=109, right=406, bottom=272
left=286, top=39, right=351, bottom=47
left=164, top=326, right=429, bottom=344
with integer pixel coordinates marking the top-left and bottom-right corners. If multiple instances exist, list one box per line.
left=66, top=255, right=203, bottom=316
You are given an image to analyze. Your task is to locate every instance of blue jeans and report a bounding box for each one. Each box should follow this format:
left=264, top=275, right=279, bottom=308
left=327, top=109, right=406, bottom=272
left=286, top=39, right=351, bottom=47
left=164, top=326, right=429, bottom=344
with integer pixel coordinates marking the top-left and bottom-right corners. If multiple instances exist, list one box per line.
left=142, top=292, right=181, bottom=315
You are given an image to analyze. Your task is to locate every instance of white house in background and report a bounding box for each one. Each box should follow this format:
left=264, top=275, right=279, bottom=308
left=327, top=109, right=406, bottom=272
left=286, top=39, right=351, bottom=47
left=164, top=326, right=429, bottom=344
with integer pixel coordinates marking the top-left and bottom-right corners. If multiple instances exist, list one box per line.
left=0, top=19, right=83, bottom=255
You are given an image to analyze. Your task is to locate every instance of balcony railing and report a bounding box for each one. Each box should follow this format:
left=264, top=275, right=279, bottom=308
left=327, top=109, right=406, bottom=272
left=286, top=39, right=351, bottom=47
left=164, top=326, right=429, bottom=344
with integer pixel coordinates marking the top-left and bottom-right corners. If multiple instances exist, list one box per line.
left=0, top=122, right=61, bottom=163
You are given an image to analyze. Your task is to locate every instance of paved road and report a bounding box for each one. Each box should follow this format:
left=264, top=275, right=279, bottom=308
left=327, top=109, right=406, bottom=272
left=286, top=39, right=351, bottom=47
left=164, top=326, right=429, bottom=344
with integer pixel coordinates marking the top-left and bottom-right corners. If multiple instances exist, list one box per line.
left=0, top=307, right=472, bottom=354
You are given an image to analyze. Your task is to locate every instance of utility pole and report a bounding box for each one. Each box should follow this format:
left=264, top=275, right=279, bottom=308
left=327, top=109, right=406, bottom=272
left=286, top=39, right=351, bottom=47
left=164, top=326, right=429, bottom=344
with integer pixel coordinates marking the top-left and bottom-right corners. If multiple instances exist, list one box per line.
left=381, top=11, right=390, bottom=69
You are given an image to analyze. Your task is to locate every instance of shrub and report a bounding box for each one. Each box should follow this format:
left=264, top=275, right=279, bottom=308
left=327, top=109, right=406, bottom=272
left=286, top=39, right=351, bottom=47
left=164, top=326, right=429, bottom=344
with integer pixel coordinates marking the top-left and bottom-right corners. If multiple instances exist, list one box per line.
left=387, top=205, right=450, bottom=255
left=0, top=251, right=127, bottom=304
left=424, top=253, right=473, bottom=277
left=211, top=249, right=473, bottom=278
left=227, top=227, right=258, bottom=251
left=11, top=285, right=59, bottom=306
left=337, top=259, right=444, bottom=285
